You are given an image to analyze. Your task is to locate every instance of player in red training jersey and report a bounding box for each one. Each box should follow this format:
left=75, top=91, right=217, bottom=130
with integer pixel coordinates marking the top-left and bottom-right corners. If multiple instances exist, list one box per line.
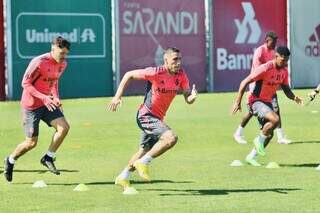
left=233, top=32, right=292, bottom=145
left=4, top=37, right=70, bottom=182
left=109, top=47, right=197, bottom=190
left=231, top=46, right=303, bottom=166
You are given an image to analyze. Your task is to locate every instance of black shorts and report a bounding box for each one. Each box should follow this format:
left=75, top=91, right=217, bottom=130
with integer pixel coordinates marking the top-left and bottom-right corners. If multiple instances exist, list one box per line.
left=22, top=106, right=64, bottom=138
left=136, top=110, right=170, bottom=149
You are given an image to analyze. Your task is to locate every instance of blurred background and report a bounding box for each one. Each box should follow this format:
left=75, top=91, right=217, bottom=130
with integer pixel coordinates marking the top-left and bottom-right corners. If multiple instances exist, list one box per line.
left=0, top=0, right=319, bottom=101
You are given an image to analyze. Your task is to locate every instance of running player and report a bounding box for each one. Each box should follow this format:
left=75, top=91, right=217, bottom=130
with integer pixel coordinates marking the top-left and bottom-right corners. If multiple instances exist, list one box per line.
left=233, top=32, right=292, bottom=144
left=4, top=36, right=71, bottom=182
left=231, top=46, right=302, bottom=166
left=109, top=47, right=197, bottom=189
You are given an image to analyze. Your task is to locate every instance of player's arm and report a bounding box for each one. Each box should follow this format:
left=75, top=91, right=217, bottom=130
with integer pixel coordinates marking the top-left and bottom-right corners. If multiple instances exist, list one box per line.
left=51, top=81, right=62, bottom=107
left=231, top=63, right=269, bottom=115
left=281, top=84, right=302, bottom=105
left=109, top=69, right=148, bottom=111
left=230, top=76, right=253, bottom=115
left=22, top=60, right=57, bottom=111
left=308, top=84, right=320, bottom=100
left=183, top=84, right=197, bottom=104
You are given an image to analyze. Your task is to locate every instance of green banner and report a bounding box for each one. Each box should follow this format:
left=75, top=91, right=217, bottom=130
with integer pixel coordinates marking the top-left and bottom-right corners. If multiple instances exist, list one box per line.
left=9, top=0, right=112, bottom=99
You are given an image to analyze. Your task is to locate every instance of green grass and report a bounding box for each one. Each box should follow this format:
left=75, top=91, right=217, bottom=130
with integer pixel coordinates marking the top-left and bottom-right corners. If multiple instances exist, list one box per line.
left=0, top=90, right=320, bottom=212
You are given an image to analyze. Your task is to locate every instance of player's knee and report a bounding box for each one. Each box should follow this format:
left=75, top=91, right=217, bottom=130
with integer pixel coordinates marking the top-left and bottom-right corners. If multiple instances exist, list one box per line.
left=167, top=133, right=178, bottom=147
left=271, top=114, right=280, bottom=127
left=26, top=139, right=37, bottom=149
left=59, top=122, right=70, bottom=135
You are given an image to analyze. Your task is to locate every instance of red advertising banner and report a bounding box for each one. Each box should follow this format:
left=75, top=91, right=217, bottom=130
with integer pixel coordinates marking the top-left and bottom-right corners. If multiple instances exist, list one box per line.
left=118, top=0, right=206, bottom=94
left=0, top=0, right=5, bottom=101
left=212, top=0, right=286, bottom=91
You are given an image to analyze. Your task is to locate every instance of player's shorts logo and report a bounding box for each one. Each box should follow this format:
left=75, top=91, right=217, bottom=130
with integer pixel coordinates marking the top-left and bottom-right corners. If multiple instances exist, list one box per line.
left=234, top=2, right=261, bottom=44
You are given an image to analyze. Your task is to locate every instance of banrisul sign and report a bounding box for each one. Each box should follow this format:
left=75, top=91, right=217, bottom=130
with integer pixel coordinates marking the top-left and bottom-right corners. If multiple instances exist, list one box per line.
left=16, top=12, right=106, bottom=59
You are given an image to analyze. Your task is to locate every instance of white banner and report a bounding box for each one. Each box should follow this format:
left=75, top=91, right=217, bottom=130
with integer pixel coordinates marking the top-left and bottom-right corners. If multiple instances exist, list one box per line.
left=290, top=0, right=320, bottom=88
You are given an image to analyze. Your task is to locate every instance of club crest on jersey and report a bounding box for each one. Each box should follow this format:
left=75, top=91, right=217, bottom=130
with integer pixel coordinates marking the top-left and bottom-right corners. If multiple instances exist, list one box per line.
left=175, top=79, right=180, bottom=86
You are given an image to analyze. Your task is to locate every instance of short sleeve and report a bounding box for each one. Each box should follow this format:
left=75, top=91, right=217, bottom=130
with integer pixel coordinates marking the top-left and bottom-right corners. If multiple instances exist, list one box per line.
left=137, top=67, right=157, bottom=81
left=282, top=70, right=289, bottom=86
left=252, top=47, right=263, bottom=69
left=249, top=61, right=273, bottom=82
left=180, top=72, right=190, bottom=91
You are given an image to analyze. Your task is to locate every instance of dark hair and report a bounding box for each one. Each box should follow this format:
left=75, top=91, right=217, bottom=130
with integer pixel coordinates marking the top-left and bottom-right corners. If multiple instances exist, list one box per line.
left=276, top=46, right=290, bottom=57
left=265, top=31, right=278, bottom=40
left=164, top=47, right=180, bottom=55
left=52, top=36, right=71, bottom=50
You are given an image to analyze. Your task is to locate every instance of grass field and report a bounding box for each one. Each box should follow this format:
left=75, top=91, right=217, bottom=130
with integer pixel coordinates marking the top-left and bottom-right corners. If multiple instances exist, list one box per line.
left=0, top=90, right=319, bottom=212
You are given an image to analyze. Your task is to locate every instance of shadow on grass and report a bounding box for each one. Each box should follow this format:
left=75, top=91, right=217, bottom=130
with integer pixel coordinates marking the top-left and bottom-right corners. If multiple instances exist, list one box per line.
left=12, top=169, right=79, bottom=174
left=0, top=169, right=78, bottom=175
left=143, top=188, right=301, bottom=196
left=13, top=179, right=192, bottom=186
left=290, top=140, right=320, bottom=145
left=280, top=163, right=319, bottom=168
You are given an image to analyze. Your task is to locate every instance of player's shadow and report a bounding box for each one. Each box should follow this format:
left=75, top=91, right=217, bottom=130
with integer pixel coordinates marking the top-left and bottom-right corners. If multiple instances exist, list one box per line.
left=279, top=163, right=319, bottom=168
left=12, top=169, right=79, bottom=174
left=143, top=187, right=301, bottom=196
left=289, top=140, right=320, bottom=145
left=131, top=180, right=193, bottom=184
left=13, top=179, right=192, bottom=186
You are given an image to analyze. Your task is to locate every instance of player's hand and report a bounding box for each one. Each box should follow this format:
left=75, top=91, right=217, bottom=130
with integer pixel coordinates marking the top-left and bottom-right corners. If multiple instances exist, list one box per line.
left=109, top=97, right=122, bottom=112
left=189, top=84, right=197, bottom=100
left=43, top=96, right=57, bottom=111
left=51, top=96, right=62, bottom=107
left=230, top=100, right=241, bottom=115
left=294, top=96, right=303, bottom=105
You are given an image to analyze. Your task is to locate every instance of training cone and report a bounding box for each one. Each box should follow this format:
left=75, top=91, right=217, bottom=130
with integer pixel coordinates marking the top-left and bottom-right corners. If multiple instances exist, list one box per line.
left=123, top=187, right=138, bottom=195
left=230, top=160, right=243, bottom=167
left=32, top=180, right=47, bottom=188
left=73, top=184, right=89, bottom=192
left=315, top=165, right=320, bottom=170
left=266, top=162, right=280, bottom=169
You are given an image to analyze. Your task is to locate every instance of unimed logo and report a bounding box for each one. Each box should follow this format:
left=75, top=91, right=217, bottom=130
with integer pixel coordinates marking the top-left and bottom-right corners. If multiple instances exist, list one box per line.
left=25, top=28, right=96, bottom=43
left=234, top=2, right=261, bottom=44
left=15, top=12, right=106, bottom=59
left=305, top=24, right=320, bottom=57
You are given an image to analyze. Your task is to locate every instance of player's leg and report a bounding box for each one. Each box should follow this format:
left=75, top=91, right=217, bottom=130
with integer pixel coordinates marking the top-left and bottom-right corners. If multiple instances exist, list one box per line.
left=246, top=132, right=274, bottom=166
left=272, top=96, right=291, bottom=144
left=4, top=107, right=42, bottom=182
left=115, top=146, right=150, bottom=189
left=143, top=130, right=178, bottom=158
left=251, top=101, right=279, bottom=156
left=40, top=108, right=69, bottom=175
left=133, top=112, right=173, bottom=181
left=234, top=111, right=253, bottom=144
left=133, top=130, right=177, bottom=181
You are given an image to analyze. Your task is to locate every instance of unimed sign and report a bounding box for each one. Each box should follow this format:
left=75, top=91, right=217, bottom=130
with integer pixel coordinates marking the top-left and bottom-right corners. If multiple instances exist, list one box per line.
left=212, top=0, right=286, bottom=92
left=16, top=12, right=106, bottom=59
left=7, top=0, right=112, bottom=100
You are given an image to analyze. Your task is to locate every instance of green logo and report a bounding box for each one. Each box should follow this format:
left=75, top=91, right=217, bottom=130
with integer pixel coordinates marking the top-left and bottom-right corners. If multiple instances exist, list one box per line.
left=16, top=12, right=106, bottom=58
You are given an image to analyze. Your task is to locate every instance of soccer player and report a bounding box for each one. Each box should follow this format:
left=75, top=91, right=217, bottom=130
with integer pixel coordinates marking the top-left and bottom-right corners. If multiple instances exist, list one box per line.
left=233, top=32, right=292, bottom=144
left=109, top=47, right=197, bottom=189
left=4, top=36, right=71, bottom=182
left=231, top=46, right=302, bottom=166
